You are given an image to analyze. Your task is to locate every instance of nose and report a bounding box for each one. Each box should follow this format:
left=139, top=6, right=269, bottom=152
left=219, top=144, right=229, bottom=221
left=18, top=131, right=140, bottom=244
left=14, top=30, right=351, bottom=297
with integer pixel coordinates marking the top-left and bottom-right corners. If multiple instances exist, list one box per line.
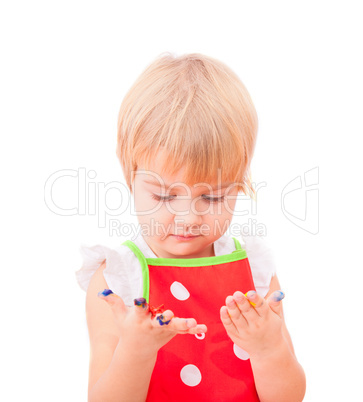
left=171, top=197, right=203, bottom=229
left=177, top=210, right=203, bottom=228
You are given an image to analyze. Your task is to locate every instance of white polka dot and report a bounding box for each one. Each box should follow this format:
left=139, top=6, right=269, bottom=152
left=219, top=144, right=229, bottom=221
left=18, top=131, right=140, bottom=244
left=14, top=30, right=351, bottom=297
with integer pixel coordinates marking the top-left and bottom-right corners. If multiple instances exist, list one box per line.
left=233, top=344, right=250, bottom=360
left=170, top=281, right=190, bottom=301
left=195, top=333, right=205, bottom=340
left=180, top=364, right=202, bottom=386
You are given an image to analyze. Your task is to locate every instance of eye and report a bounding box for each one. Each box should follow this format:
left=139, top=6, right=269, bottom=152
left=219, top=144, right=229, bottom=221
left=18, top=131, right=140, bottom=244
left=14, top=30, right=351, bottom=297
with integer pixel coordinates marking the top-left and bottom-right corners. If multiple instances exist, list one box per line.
left=151, top=194, right=225, bottom=203
left=151, top=194, right=176, bottom=202
left=202, top=195, right=225, bottom=203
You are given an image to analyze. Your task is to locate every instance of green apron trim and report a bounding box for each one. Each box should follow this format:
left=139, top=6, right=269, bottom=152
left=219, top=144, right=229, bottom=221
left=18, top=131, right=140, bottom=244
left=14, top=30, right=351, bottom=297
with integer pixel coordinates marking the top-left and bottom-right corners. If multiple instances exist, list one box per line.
left=122, top=240, right=150, bottom=301
left=146, top=249, right=246, bottom=267
left=233, top=236, right=242, bottom=251
left=122, top=237, right=245, bottom=303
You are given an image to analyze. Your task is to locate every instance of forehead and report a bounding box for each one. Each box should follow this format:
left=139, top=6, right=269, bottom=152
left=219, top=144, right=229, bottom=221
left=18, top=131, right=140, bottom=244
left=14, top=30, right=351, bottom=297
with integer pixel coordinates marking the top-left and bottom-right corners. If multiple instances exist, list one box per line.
left=137, top=171, right=233, bottom=190
left=135, top=148, right=234, bottom=189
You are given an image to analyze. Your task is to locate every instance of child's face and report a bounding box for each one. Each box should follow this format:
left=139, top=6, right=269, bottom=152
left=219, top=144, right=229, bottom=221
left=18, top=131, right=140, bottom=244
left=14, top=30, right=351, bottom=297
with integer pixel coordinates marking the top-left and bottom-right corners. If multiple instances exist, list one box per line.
left=131, top=149, right=239, bottom=259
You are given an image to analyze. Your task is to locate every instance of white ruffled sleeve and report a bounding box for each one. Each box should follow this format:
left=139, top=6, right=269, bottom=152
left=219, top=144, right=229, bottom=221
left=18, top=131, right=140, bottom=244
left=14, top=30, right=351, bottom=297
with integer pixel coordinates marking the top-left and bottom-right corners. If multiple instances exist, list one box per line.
left=240, top=234, right=277, bottom=297
left=75, top=243, right=144, bottom=306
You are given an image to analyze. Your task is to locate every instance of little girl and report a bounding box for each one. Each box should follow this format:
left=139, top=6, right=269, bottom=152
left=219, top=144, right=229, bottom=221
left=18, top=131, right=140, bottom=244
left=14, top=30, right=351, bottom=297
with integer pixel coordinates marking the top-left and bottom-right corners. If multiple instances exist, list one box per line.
left=76, top=52, right=306, bottom=401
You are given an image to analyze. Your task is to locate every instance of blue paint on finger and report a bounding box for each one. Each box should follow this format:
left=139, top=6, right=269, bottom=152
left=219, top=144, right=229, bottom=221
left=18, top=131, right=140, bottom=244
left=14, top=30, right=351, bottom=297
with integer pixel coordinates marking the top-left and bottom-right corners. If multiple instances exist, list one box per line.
left=98, top=289, right=114, bottom=297
left=134, top=297, right=148, bottom=308
left=271, top=290, right=285, bottom=302
left=156, top=314, right=172, bottom=326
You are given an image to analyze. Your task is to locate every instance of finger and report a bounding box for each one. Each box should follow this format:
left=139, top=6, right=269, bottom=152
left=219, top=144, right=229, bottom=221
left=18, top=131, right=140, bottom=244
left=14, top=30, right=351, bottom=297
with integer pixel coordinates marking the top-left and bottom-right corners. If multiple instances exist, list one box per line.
left=233, top=290, right=261, bottom=323
left=187, top=324, right=208, bottom=335
left=169, top=317, right=196, bottom=332
left=245, top=290, right=269, bottom=318
left=97, top=289, right=127, bottom=316
left=151, top=309, right=175, bottom=328
left=225, top=295, right=247, bottom=329
left=158, top=316, right=208, bottom=335
left=220, top=306, right=238, bottom=336
left=267, top=290, right=285, bottom=317
left=233, top=291, right=254, bottom=318
left=168, top=317, right=207, bottom=334
left=133, top=297, right=150, bottom=315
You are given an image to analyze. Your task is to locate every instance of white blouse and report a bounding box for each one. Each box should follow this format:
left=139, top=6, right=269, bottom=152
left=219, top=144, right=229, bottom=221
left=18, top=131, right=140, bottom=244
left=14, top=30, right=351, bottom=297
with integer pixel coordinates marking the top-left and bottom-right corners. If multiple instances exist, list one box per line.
left=75, top=233, right=277, bottom=306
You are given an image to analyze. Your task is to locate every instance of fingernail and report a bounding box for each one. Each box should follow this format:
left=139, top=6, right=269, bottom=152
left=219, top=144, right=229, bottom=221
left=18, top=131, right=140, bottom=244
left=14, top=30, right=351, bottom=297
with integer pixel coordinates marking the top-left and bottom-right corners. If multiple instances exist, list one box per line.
left=156, top=314, right=172, bottom=326
left=134, top=297, right=148, bottom=308
left=186, top=319, right=195, bottom=328
left=98, top=289, right=114, bottom=297
left=246, top=290, right=257, bottom=299
left=234, top=292, right=244, bottom=302
left=227, top=298, right=235, bottom=307
left=271, top=290, right=285, bottom=302
left=245, top=291, right=257, bottom=307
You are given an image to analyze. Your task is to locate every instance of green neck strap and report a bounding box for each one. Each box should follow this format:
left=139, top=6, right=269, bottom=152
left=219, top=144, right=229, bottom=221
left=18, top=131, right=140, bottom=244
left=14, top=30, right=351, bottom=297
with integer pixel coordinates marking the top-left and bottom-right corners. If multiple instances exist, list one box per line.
left=121, top=236, right=245, bottom=302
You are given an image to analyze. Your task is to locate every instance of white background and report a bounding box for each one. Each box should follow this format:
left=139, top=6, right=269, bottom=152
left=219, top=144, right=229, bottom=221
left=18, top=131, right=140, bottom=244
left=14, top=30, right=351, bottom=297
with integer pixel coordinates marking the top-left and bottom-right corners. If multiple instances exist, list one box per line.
left=1, top=1, right=362, bottom=401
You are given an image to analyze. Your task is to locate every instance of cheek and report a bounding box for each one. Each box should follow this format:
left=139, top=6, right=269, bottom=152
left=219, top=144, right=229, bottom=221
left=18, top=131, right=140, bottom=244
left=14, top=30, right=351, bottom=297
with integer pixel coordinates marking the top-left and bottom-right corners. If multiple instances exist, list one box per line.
left=225, top=193, right=238, bottom=213
left=134, top=192, right=162, bottom=214
left=134, top=197, right=151, bottom=213
left=135, top=201, right=173, bottom=224
left=202, top=199, right=235, bottom=218
left=152, top=205, right=173, bottom=222
left=205, top=201, right=235, bottom=227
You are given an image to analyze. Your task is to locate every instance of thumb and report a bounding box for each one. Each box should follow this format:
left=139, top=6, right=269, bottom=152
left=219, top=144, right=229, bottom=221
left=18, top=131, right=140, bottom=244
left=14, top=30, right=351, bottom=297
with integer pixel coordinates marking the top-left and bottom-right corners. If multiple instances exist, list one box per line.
left=267, top=290, right=285, bottom=317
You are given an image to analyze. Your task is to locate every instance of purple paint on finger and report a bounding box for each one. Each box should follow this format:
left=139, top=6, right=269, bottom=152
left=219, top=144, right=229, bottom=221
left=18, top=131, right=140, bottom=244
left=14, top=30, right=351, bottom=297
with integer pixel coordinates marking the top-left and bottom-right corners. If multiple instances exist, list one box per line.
left=98, top=289, right=114, bottom=297
left=134, top=297, right=148, bottom=308
left=156, top=314, right=172, bottom=326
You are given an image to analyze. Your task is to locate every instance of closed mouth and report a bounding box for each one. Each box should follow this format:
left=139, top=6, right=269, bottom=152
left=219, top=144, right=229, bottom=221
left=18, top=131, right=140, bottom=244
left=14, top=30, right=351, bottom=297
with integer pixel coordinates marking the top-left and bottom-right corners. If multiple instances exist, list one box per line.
left=173, top=234, right=200, bottom=238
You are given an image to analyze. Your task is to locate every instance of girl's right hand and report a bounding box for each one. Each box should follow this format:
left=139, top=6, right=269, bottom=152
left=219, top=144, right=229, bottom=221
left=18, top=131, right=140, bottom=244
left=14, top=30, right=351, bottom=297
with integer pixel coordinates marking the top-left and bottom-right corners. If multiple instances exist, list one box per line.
left=97, top=289, right=207, bottom=358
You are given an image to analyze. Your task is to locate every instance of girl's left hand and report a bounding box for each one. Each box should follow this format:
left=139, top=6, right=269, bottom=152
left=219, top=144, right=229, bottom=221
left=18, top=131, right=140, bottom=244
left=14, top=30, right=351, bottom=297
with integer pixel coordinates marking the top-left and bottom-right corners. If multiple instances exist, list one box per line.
left=220, top=290, right=285, bottom=359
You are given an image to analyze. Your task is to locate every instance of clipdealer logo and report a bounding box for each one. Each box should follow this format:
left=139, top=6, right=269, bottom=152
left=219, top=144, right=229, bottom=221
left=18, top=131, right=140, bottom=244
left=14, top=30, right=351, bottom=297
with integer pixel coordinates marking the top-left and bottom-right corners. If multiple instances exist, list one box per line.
left=281, top=167, right=319, bottom=235
left=44, top=166, right=319, bottom=236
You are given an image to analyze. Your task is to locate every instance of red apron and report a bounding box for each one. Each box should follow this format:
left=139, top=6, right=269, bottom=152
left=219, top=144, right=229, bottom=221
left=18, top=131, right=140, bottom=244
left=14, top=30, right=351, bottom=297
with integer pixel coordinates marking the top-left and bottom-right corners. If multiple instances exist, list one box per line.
left=122, top=237, right=260, bottom=402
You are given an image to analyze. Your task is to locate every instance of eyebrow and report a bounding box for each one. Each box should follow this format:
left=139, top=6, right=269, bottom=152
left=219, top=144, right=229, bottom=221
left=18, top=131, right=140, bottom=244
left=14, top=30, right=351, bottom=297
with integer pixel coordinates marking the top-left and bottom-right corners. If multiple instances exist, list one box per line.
left=143, top=179, right=234, bottom=190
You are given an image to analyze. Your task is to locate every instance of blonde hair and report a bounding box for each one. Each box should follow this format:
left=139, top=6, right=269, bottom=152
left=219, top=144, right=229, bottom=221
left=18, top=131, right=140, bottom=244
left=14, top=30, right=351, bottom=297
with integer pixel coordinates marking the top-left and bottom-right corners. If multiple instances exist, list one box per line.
left=116, top=52, right=258, bottom=199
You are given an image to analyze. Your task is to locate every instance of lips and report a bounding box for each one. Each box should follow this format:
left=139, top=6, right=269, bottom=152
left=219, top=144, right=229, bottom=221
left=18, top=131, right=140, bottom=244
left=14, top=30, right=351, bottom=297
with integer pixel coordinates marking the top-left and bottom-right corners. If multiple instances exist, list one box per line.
left=172, top=234, right=200, bottom=239
left=173, top=234, right=199, bottom=237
